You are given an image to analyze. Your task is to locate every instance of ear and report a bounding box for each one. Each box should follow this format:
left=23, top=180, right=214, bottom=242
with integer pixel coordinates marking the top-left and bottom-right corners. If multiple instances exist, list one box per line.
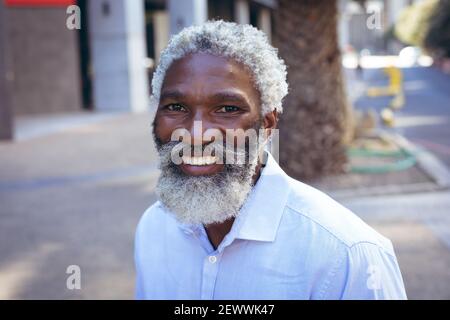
left=262, top=110, right=279, bottom=139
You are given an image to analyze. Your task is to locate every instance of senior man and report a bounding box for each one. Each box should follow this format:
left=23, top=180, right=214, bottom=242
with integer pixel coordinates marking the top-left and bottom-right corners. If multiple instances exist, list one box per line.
left=134, top=20, right=407, bottom=300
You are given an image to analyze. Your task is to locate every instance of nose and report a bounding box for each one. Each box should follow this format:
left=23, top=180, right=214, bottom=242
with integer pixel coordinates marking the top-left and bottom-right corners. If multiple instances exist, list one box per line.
left=185, top=111, right=217, bottom=147
left=188, top=120, right=204, bottom=147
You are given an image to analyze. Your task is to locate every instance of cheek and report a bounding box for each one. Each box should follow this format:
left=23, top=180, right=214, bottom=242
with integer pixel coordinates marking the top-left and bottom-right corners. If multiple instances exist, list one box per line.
left=220, top=110, right=260, bottom=129
left=224, top=117, right=262, bottom=148
left=239, top=112, right=262, bottom=131
left=153, top=115, right=176, bottom=143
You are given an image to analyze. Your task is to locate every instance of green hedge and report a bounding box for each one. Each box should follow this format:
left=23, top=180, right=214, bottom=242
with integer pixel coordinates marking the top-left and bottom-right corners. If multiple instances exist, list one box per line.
left=394, top=0, right=439, bottom=47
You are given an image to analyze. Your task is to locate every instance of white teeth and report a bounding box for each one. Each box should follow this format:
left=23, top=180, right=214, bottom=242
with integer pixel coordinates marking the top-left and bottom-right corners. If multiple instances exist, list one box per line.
left=205, top=156, right=216, bottom=165
left=182, top=156, right=217, bottom=166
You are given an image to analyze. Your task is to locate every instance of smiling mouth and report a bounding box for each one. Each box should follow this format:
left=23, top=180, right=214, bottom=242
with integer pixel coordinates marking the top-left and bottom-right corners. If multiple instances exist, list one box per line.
left=181, top=155, right=218, bottom=166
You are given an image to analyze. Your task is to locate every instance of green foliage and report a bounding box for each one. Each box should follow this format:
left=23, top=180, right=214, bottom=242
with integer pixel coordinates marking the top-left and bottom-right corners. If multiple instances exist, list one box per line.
left=394, top=0, right=439, bottom=47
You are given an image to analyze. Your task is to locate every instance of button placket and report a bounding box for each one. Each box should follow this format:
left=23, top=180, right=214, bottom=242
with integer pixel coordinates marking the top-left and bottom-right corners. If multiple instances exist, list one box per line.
left=201, top=252, right=222, bottom=299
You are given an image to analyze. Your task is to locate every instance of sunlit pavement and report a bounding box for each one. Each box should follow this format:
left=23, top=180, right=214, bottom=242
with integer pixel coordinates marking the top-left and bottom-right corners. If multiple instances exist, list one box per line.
left=0, top=113, right=159, bottom=299
left=341, top=191, right=450, bottom=299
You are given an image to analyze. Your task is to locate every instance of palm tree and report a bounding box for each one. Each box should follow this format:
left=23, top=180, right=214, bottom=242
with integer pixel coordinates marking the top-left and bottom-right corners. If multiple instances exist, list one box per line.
left=273, top=0, right=352, bottom=180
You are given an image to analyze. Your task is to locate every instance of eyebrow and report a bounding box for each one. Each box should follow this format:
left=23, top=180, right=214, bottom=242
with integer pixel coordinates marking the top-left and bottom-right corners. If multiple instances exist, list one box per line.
left=211, top=92, right=249, bottom=105
left=160, top=90, right=186, bottom=101
left=160, top=90, right=250, bottom=106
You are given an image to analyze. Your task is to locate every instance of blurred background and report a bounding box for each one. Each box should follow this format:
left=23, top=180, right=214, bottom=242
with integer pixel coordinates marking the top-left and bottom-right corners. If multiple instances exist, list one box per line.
left=0, top=0, right=449, bottom=299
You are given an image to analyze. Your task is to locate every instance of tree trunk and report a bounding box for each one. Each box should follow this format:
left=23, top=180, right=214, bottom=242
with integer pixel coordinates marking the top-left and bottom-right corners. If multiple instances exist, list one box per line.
left=273, top=0, right=351, bottom=181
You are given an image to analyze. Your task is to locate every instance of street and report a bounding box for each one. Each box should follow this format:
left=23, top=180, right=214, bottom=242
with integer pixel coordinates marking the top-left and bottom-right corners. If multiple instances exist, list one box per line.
left=352, top=66, right=450, bottom=167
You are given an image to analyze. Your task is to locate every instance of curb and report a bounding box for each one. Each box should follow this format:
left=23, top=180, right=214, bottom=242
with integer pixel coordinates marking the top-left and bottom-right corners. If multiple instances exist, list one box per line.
left=327, top=181, right=444, bottom=200
left=388, top=131, right=450, bottom=189
left=13, top=111, right=127, bottom=141
left=325, top=130, right=450, bottom=200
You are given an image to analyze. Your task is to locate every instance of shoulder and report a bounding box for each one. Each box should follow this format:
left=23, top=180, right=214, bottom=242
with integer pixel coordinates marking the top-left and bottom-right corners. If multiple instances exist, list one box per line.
left=137, top=201, right=163, bottom=228
left=282, top=176, right=394, bottom=254
left=135, top=201, right=177, bottom=240
left=273, top=174, right=406, bottom=299
left=137, top=201, right=165, bottom=225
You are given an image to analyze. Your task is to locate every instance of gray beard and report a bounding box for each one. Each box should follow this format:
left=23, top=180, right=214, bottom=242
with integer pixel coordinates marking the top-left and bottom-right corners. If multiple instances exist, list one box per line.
left=154, top=141, right=259, bottom=225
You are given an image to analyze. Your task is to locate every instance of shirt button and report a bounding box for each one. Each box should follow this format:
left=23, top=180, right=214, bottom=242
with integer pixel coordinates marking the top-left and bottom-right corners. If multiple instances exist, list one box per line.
left=208, top=255, right=217, bottom=264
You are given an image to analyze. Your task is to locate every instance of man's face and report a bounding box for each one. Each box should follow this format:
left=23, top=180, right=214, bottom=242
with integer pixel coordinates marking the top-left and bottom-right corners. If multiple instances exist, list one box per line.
left=153, top=52, right=264, bottom=175
left=152, top=53, right=275, bottom=225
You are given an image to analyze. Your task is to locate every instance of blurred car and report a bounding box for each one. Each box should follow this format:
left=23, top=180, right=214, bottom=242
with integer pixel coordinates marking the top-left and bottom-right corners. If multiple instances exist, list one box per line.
left=399, top=46, right=422, bottom=66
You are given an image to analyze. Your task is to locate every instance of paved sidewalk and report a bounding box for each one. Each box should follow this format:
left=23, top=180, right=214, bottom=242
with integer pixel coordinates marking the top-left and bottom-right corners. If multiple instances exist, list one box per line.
left=340, top=191, right=450, bottom=299
left=0, top=112, right=159, bottom=299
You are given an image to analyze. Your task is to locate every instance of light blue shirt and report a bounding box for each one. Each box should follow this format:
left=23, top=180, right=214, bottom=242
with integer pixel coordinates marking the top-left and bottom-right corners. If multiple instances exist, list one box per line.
left=134, top=153, right=407, bottom=299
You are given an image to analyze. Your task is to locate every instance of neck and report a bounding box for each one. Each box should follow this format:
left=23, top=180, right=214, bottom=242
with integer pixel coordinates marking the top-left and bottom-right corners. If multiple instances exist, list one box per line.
left=204, top=160, right=264, bottom=250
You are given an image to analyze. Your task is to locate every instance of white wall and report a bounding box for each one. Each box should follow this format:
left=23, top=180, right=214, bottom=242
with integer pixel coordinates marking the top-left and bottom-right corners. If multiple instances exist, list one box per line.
left=89, top=0, right=149, bottom=113
left=234, top=0, right=250, bottom=24
left=168, top=0, right=207, bottom=35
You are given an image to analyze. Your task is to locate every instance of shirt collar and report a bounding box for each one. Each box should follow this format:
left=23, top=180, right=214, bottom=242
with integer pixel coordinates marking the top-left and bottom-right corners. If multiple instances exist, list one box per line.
left=176, top=152, right=291, bottom=243
left=233, top=152, right=290, bottom=242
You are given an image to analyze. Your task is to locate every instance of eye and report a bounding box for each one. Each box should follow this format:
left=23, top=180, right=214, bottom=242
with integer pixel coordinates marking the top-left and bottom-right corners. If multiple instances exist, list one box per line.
left=216, top=105, right=241, bottom=113
left=165, top=104, right=187, bottom=112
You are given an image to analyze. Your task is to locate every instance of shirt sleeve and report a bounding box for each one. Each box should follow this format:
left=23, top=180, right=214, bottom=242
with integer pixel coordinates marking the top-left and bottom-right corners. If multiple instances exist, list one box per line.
left=322, top=241, right=407, bottom=300
left=134, top=220, right=145, bottom=300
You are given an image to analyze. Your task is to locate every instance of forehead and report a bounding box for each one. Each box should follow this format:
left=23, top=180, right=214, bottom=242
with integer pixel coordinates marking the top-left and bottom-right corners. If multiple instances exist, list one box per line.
left=160, top=53, right=260, bottom=104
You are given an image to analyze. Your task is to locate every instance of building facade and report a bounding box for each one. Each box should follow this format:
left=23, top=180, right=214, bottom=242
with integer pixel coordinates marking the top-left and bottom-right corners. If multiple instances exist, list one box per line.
left=0, top=0, right=276, bottom=140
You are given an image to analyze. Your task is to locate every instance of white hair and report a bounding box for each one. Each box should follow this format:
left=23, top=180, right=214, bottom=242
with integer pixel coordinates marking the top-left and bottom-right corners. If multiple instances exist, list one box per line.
left=151, top=20, right=288, bottom=115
